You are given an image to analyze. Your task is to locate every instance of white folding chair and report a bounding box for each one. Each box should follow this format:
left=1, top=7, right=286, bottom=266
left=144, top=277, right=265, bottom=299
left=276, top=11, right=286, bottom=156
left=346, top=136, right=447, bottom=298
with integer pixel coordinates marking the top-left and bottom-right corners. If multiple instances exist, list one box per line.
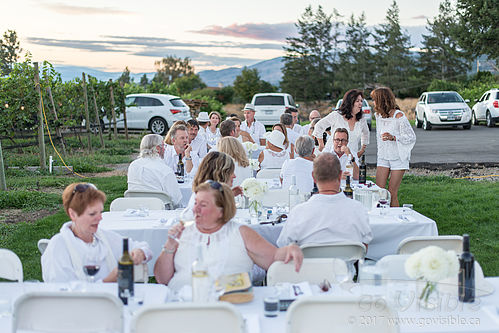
left=267, top=258, right=345, bottom=286
left=110, top=197, right=165, bottom=211
left=376, top=254, right=412, bottom=281
left=397, top=235, right=463, bottom=255
left=0, top=248, right=23, bottom=282
left=124, top=190, right=175, bottom=210
left=37, top=239, right=50, bottom=255
left=256, top=168, right=281, bottom=179
left=301, top=242, right=367, bottom=261
left=130, top=302, right=245, bottom=333
left=286, top=296, right=399, bottom=333
left=262, top=188, right=289, bottom=207
left=12, top=291, right=123, bottom=333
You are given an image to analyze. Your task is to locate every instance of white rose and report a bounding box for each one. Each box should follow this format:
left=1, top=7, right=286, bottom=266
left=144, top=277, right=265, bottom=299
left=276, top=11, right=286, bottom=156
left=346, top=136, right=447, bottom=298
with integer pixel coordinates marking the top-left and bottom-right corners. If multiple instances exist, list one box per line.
left=405, top=251, right=423, bottom=279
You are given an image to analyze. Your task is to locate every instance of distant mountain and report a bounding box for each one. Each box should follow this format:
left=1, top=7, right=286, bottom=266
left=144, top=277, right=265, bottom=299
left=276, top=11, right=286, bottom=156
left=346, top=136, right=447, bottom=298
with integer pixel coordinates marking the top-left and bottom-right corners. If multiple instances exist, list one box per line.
left=54, top=65, right=155, bottom=83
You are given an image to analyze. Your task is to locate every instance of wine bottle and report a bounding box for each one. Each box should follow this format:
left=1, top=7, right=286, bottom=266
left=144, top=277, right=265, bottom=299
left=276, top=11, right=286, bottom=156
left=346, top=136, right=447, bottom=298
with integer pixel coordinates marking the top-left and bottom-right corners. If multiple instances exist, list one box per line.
left=288, top=175, right=300, bottom=209
left=311, top=182, right=318, bottom=196
left=359, top=155, right=367, bottom=184
left=459, top=234, right=475, bottom=302
left=117, top=238, right=134, bottom=305
left=176, top=153, right=185, bottom=183
left=192, top=244, right=210, bottom=302
left=344, top=176, right=353, bottom=199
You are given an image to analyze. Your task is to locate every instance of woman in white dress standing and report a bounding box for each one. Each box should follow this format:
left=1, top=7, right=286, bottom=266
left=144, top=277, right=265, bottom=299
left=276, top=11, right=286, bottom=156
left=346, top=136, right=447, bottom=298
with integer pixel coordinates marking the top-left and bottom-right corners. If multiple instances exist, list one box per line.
left=206, top=111, right=221, bottom=148
left=313, top=89, right=369, bottom=158
left=371, top=87, right=416, bottom=207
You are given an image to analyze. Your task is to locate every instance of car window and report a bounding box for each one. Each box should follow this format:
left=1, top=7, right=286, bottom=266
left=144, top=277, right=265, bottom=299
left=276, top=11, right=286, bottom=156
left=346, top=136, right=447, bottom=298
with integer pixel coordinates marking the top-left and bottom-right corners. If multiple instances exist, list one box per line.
left=495, top=92, right=499, bottom=100
left=427, top=92, right=463, bottom=104
left=421, top=95, right=426, bottom=103
left=479, top=93, right=487, bottom=102
left=125, top=97, right=136, bottom=107
left=287, top=95, right=295, bottom=106
left=135, top=97, right=160, bottom=107
left=170, top=98, right=187, bottom=107
left=254, top=96, right=285, bottom=106
left=484, top=93, right=490, bottom=101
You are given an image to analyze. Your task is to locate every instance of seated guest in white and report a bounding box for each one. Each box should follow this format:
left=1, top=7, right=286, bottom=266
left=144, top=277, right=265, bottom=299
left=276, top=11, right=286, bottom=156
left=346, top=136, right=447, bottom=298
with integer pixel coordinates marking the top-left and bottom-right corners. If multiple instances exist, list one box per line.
left=277, top=153, right=372, bottom=249
left=280, top=136, right=315, bottom=193
left=258, top=130, right=290, bottom=169
left=196, top=112, right=210, bottom=139
left=241, top=103, right=266, bottom=145
left=301, top=110, right=321, bottom=135
left=187, top=119, right=208, bottom=159
left=209, top=119, right=237, bottom=152
left=285, top=108, right=302, bottom=133
left=217, top=137, right=252, bottom=187
left=127, top=134, right=182, bottom=206
left=164, top=124, right=199, bottom=176
left=42, top=183, right=152, bottom=283
left=206, top=111, right=222, bottom=148
left=280, top=113, right=300, bottom=147
left=273, top=123, right=294, bottom=159
left=154, top=181, right=303, bottom=290
left=330, top=128, right=359, bottom=180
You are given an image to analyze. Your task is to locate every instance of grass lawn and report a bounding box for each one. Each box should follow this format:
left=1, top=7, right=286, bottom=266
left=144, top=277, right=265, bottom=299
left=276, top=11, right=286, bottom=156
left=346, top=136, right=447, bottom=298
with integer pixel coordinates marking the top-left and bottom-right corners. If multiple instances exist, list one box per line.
left=0, top=171, right=498, bottom=280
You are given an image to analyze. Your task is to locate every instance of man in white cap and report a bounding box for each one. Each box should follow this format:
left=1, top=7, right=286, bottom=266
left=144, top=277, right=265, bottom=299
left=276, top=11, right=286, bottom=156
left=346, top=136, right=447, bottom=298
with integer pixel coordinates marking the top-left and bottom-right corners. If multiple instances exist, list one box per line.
left=240, top=103, right=266, bottom=145
left=301, top=110, right=321, bottom=135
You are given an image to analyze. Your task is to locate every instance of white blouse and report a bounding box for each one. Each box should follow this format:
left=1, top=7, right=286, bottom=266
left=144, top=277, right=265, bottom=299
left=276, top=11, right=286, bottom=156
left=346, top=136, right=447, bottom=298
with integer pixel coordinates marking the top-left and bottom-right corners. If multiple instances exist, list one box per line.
left=205, top=127, right=220, bottom=148
left=234, top=162, right=253, bottom=187
left=375, top=110, right=416, bottom=162
left=260, top=149, right=290, bottom=169
left=313, top=111, right=369, bottom=156
left=168, top=220, right=254, bottom=291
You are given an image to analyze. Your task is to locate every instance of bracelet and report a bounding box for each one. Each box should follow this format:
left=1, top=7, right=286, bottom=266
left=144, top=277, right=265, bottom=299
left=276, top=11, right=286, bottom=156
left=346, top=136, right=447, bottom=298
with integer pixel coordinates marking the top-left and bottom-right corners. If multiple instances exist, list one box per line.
left=162, top=246, right=176, bottom=254
left=185, top=156, right=192, bottom=161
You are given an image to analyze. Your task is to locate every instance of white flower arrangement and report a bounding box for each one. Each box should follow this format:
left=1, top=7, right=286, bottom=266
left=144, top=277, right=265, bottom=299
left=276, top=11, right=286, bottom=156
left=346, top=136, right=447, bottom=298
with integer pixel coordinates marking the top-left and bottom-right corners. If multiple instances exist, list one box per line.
left=243, top=142, right=259, bottom=153
left=249, top=159, right=260, bottom=171
left=241, top=177, right=268, bottom=201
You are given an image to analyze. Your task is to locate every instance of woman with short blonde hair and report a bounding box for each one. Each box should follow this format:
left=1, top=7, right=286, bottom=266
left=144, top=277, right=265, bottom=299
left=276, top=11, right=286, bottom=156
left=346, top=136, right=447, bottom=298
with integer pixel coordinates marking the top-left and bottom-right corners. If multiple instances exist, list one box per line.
left=217, top=137, right=252, bottom=187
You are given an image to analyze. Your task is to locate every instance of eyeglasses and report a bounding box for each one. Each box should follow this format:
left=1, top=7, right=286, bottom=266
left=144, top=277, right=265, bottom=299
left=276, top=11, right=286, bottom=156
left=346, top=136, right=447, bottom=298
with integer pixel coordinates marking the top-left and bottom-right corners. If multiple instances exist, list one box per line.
left=333, top=139, right=348, bottom=144
left=206, top=180, right=223, bottom=193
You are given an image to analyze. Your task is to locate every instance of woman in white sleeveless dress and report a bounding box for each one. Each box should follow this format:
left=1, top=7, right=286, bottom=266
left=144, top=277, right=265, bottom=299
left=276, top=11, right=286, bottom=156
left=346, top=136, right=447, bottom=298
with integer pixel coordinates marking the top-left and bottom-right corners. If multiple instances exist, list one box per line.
left=154, top=181, right=303, bottom=290
left=258, top=130, right=290, bottom=169
left=371, top=87, right=416, bottom=207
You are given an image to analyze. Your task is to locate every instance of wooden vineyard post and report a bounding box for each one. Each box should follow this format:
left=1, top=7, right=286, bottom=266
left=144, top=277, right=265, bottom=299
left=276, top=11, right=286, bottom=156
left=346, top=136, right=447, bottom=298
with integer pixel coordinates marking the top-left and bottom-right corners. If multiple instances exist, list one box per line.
left=0, top=141, right=6, bottom=191
left=92, top=91, right=105, bottom=148
left=119, top=81, right=129, bottom=140
left=46, top=86, right=67, bottom=156
left=34, top=62, right=47, bottom=171
left=109, top=79, right=117, bottom=139
left=82, top=73, right=92, bottom=152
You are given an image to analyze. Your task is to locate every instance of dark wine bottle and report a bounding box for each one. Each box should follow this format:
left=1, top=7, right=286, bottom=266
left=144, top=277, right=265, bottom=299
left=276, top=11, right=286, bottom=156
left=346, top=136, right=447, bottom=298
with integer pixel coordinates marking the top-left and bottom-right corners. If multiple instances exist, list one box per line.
left=176, top=153, right=185, bottom=183
left=118, top=238, right=134, bottom=305
left=459, top=234, right=475, bottom=302
left=359, top=155, right=367, bottom=184
left=344, top=176, right=353, bottom=199
left=311, top=182, right=318, bottom=196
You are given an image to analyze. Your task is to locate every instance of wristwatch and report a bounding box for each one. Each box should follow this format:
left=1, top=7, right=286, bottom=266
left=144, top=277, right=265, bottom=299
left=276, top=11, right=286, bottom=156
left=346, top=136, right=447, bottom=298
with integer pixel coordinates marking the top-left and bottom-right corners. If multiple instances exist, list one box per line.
left=185, top=156, right=192, bottom=161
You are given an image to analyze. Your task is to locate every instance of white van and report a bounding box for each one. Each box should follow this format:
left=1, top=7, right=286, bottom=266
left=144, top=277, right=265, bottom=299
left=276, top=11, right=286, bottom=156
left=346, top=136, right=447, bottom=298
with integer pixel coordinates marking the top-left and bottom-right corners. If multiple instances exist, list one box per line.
left=251, top=93, right=298, bottom=125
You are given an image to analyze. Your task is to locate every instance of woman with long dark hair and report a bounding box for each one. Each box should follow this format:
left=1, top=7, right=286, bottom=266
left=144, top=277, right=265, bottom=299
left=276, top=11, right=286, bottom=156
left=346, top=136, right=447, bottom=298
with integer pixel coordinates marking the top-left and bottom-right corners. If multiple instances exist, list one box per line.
left=312, top=89, right=370, bottom=158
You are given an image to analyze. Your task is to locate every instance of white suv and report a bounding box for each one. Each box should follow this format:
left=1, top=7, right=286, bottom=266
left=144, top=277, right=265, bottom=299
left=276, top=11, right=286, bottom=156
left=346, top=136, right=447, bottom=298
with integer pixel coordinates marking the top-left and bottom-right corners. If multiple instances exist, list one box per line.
left=415, top=91, right=472, bottom=130
left=472, top=88, right=499, bottom=127
left=251, top=93, right=298, bottom=125
left=105, top=93, right=191, bottom=135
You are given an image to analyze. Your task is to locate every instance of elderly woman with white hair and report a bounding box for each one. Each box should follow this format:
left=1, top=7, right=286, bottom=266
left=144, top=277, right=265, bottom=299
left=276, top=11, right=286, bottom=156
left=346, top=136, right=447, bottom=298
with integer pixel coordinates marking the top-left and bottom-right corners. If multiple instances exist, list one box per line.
left=280, top=135, right=315, bottom=193
left=127, top=134, right=182, bottom=206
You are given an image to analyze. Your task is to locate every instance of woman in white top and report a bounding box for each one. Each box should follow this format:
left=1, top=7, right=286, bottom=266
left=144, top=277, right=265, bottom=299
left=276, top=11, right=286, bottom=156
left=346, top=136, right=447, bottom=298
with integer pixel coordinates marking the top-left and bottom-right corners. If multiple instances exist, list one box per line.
left=371, top=87, right=416, bottom=207
left=313, top=89, right=369, bottom=157
left=258, top=130, right=290, bottom=169
left=217, top=137, right=252, bottom=187
left=154, top=181, right=303, bottom=290
left=41, top=183, right=152, bottom=283
left=273, top=123, right=294, bottom=159
left=206, top=111, right=221, bottom=147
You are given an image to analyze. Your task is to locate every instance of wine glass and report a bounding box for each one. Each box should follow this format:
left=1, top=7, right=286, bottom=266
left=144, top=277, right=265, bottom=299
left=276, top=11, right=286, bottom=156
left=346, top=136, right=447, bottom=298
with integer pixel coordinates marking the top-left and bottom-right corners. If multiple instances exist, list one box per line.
left=83, top=252, right=100, bottom=283
left=179, top=207, right=195, bottom=228
left=378, top=190, right=390, bottom=216
left=334, top=260, right=355, bottom=292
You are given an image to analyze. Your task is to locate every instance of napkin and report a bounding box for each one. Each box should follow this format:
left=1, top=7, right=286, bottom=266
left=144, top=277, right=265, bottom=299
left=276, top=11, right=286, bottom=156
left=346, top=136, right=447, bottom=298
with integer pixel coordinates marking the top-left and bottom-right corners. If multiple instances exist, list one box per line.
left=123, top=209, right=149, bottom=217
left=277, top=282, right=313, bottom=300
left=398, top=214, right=416, bottom=223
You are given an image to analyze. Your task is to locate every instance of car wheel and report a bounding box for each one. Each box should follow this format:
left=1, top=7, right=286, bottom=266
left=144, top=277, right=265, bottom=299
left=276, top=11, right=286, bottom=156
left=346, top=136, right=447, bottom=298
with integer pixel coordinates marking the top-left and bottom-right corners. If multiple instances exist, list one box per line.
left=423, top=114, right=432, bottom=131
left=463, top=121, right=471, bottom=130
left=416, top=117, right=423, bottom=128
left=149, top=117, right=168, bottom=135
left=472, top=111, right=479, bottom=125
left=486, top=111, right=495, bottom=127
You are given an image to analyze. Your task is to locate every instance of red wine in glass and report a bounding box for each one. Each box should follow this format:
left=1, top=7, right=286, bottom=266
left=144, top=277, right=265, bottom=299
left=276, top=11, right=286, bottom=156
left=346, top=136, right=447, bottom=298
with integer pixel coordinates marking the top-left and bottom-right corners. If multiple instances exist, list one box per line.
left=84, top=265, right=100, bottom=280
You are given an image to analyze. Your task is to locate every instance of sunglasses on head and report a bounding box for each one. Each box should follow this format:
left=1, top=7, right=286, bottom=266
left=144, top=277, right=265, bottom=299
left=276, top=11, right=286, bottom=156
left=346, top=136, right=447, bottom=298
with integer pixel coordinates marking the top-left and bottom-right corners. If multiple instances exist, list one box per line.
left=206, top=180, right=223, bottom=192
left=72, top=183, right=97, bottom=194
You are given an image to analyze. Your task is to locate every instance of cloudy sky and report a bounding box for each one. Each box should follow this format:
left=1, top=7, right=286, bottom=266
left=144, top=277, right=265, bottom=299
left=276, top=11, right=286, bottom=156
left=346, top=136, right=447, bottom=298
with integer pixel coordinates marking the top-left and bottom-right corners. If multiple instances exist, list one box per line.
left=0, top=0, right=441, bottom=73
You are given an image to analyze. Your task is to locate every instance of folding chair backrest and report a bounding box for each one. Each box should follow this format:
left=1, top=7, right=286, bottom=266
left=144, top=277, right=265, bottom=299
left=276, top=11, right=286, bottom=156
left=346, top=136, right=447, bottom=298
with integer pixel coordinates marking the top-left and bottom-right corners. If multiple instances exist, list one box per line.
left=301, top=242, right=366, bottom=261
left=287, top=296, right=399, bottom=333
left=267, top=258, right=345, bottom=286
left=262, top=188, right=289, bottom=207
left=0, top=248, right=23, bottom=282
left=37, top=239, right=50, bottom=255
left=397, top=236, right=463, bottom=255
left=12, top=291, right=123, bottom=333
left=130, top=303, right=245, bottom=333
left=124, top=190, right=174, bottom=210
left=256, top=168, right=281, bottom=179
left=110, top=197, right=165, bottom=211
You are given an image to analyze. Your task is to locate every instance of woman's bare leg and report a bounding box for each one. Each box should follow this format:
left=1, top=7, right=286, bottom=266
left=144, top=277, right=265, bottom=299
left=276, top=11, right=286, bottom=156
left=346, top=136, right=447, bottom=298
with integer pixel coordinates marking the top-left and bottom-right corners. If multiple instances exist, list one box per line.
left=387, top=170, right=406, bottom=207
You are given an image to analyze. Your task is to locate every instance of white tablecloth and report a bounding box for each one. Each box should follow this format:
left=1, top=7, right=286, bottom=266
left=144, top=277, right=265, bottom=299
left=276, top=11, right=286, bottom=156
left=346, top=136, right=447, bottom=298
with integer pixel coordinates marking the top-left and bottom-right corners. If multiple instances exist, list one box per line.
left=1, top=279, right=498, bottom=333
left=99, top=207, right=437, bottom=275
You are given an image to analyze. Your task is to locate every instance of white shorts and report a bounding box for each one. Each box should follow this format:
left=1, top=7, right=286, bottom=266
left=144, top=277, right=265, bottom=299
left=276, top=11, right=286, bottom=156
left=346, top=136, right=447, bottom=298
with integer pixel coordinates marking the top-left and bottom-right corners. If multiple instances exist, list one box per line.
left=377, top=158, right=409, bottom=170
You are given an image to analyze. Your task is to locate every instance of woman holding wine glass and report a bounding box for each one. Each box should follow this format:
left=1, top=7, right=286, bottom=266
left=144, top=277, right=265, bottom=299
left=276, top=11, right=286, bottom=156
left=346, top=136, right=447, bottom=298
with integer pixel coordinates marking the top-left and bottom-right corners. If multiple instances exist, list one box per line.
left=41, top=183, right=152, bottom=283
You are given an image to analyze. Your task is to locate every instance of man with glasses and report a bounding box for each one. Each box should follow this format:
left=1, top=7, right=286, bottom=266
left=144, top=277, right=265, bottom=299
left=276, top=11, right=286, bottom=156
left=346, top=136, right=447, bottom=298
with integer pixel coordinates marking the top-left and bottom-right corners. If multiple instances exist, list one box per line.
left=301, top=110, right=321, bottom=135
left=330, top=128, right=359, bottom=180
left=164, top=125, right=199, bottom=175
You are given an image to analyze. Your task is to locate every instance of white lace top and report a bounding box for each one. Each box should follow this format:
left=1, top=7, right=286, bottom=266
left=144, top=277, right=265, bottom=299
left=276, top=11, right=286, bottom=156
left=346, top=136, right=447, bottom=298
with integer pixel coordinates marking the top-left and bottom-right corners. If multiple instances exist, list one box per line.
left=205, top=127, right=220, bottom=148
left=260, top=149, right=290, bottom=169
left=313, top=111, right=370, bottom=156
left=375, top=110, right=416, bottom=162
left=168, top=220, right=254, bottom=291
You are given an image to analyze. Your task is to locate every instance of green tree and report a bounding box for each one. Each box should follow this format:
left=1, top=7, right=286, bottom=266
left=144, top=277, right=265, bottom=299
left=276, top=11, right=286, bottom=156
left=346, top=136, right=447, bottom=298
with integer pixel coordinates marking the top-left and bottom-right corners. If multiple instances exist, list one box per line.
left=139, top=74, right=148, bottom=88
left=373, top=1, right=415, bottom=95
left=419, top=0, right=469, bottom=81
left=281, top=5, right=342, bottom=102
left=233, top=67, right=262, bottom=102
left=0, top=30, right=22, bottom=76
left=174, top=74, right=206, bottom=95
left=152, top=56, right=194, bottom=85
left=215, top=86, right=234, bottom=104
left=454, top=0, right=498, bottom=65
left=118, top=66, right=131, bottom=85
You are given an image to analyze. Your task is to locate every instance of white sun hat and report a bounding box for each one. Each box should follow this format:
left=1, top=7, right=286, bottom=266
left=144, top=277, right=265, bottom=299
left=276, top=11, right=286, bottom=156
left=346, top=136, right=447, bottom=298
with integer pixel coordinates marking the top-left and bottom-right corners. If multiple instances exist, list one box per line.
left=265, top=130, right=285, bottom=150
left=197, top=112, right=210, bottom=122
left=243, top=103, right=256, bottom=112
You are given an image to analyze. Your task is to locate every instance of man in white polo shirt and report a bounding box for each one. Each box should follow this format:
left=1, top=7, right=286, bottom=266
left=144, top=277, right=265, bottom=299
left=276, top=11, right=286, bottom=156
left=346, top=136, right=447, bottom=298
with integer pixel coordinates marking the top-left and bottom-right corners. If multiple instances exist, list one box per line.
left=277, top=152, right=372, bottom=249
left=330, top=128, right=359, bottom=180
left=240, top=103, right=266, bottom=145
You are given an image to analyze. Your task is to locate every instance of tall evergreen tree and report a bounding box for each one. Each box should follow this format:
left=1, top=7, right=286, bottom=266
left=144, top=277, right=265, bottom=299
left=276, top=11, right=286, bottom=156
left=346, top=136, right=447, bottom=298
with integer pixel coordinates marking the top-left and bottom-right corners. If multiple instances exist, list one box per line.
left=0, top=30, right=22, bottom=76
left=281, top=5, right=342, bottom=102
left=153, top=56, right=194, bottom=85
left=373, top=1, right=414, bottom=95
left=140, top=74, right=148, bottom=87
left=118, top=66, right=131, bottom=85
left=419, top=0, right=469, bottom=81
left=233, top=68, right=263, bottom=102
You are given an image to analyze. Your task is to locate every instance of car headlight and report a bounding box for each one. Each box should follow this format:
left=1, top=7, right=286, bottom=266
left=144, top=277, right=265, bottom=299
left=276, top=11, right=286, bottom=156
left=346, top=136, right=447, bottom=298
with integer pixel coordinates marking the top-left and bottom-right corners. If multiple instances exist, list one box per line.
left=430, top=108, right=439, bottom=114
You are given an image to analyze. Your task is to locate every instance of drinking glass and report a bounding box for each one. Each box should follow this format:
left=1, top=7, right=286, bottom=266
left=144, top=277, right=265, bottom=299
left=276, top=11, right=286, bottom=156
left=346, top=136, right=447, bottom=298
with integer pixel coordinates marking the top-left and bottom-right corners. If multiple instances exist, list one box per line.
left=378, top=191, right=390, bottom=216
left=179, top=207, right=195, bottom=228
left=83, top=252, right=100, bottom=283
